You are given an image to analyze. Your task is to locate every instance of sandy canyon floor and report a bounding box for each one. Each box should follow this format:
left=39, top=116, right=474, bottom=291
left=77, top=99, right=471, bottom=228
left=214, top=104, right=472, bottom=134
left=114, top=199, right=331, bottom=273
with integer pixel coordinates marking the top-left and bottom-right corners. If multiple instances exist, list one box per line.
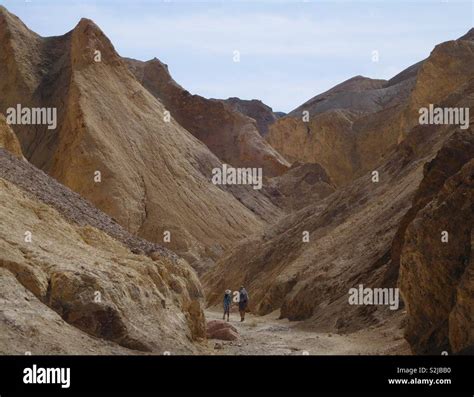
left=204, top=308, right=410, bottom=355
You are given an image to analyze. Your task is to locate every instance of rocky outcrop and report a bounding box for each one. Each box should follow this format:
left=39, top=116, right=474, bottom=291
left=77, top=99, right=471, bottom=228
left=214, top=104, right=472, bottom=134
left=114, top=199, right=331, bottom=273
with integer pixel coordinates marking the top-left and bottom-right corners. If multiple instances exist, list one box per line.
left=0, top=166, right=206, bottom=353
left=264, top=162, right=336, bottom=211
left=125, top=58, right=289, bottom=177
left=218, top=97, right=278, bottom=136
left=204, top=143, right=421, bottom=328
left=267, top=109, right=359, bottom=186
left=0, top=8, right=281, bottom=270
left=0, top=114, right=23, bottom=158
left=289, top=75, right=393, bottom=118
left=0, top=267, right=134, bottom=355
left=399, top=30, right=474, bottom=139
left=204, top=74, right=474, bottom=333
left=267, top=72, right=418, bottom=186
left=398, top=130, right=474, bottom=354
left=268, top=31, right=474, bottom=188
left=387, top=127, right=474, bottom=286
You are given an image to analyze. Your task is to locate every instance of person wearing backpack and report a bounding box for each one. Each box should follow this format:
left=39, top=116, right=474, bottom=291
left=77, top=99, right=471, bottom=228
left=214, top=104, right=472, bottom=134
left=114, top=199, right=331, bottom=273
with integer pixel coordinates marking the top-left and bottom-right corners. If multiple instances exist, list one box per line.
left=238, top=286, right=249, bottom=322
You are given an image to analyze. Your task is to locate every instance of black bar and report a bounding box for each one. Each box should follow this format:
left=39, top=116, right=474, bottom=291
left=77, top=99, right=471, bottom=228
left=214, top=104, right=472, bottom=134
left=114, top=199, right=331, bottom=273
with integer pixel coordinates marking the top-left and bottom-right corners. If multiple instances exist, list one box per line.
left=0, top=355, right=472, bottom=393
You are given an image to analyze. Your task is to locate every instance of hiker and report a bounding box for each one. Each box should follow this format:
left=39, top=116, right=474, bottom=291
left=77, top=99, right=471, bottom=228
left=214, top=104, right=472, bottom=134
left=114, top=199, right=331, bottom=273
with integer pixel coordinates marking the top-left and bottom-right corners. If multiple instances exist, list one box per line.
left=239, top=286, right=249, bottom=322
left=223, top=289, right=232, bottom=321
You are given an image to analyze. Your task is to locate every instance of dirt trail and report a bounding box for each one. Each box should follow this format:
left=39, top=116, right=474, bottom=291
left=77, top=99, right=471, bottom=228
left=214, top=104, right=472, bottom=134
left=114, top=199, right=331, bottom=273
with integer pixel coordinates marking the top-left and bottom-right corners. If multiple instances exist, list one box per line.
left=205, top=308, right=410, bottom=355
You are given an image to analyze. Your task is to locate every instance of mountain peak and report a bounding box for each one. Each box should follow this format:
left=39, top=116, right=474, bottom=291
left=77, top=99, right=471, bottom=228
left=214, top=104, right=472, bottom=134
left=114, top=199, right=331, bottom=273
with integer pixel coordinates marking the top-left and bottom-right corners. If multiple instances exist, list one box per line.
left=69, top=17, right=121, bottom=68
left=0, top=5, right=10, bottom=17
left=459, top=27, right=474, bottom=41
left=74, top=17, right=100, bottom=32
left=147, top=57, right=169, bottom=70
left=72, top=17, right=106, bottom=39
left=0, top=5, right=38, bottom=38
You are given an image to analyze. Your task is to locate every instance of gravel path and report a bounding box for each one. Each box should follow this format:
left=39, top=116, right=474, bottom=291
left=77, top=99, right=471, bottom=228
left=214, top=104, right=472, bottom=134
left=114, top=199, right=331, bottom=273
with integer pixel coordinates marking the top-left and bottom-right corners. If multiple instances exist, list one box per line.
left=204, top=308, right=410, bottom=355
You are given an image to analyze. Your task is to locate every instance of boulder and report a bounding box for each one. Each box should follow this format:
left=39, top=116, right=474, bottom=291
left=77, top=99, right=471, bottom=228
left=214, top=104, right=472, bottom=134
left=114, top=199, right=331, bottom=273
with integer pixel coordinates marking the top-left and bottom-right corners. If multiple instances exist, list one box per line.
left=207, top=320, right=239, bottom=341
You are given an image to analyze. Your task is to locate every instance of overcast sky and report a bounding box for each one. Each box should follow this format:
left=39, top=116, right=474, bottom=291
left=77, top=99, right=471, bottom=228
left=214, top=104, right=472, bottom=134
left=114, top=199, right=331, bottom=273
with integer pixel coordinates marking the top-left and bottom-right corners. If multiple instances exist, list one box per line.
left=3, top=0, right=473, bottom=112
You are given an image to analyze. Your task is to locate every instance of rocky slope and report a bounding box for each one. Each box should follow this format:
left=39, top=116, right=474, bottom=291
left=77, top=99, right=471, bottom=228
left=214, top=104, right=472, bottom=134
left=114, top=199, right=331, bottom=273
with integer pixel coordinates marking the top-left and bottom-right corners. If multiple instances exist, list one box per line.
left=0, top=114, right=23, bottom=159
left=204, top=74, right=474, bottom=340
left=218, top=97, right=279, bottom=136
left=267, top=71, right=419, bottom=186
left=204, top=32, right=474, bottom=352
left=0, top=126, right=206, bottom=354
left=397, top=29, right=474, bottom=140
left=398, top=129, right=474, bottom=354
left=1, top=4, right=472, bottom=356
left=268, top=31, right=474, bottom=187
left=0, top=7, right=282, bottom=271
left=289, top=75, right=397, bottom=117
left=266, top=109, right=361, bottom=186
left=125, top=57, right=289, bottom=176
left=264, top=162, right=336, bottom=211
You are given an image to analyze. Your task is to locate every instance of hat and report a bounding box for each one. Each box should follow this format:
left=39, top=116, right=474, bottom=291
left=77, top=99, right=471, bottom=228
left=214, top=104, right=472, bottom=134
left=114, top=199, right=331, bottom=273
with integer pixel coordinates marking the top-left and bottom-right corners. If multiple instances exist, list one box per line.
left=225, top=289, right=232, bottom=294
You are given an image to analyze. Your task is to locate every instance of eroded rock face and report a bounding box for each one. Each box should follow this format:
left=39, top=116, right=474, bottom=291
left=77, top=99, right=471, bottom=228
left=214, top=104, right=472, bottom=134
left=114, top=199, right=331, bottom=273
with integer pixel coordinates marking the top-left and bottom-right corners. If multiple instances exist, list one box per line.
left=0, top=144, right=207, bottom=354
left=0, top=268, right=133, bottom=355
left=125, top=58, right=289, bottom=177
left=268, top=31, right=474, bottom=188
left=0, top=171, right=206, bottom=354
left=267, top=109, right=359, bottom=186
left=203, top=134, right=425, bottom=325
left=387, top=128, right=474, bottom=286
left=289, top=75, right=392, bottom=118
left=267, top=73, right=417, bottom=186
left=399, top=30, right=474, bottom=139
left=0, top=114, right=23, bottom=159
left=264, top=162, right=336, bottom=211
left=204, top=73, right=474, bottom=333
left=0, top=8, right=276, bottom=270
left=218, top=97, right=279, bottom=136
left=398, top=131, right=474, bottom=354
left=449, top=234, right=473, bottom=353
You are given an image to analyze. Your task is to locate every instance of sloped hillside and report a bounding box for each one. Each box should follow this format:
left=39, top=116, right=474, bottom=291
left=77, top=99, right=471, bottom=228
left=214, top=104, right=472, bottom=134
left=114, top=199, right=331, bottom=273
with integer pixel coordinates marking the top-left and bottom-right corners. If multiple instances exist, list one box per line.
left=264, top=162, right=336, bottom=211
left=288, top=75, right=402, bottom=117
left=0, top=114, right=23, bottom=159
left=266, top=109, right=360, bottom=186
left=1, top=5, right=472, bottom=356
left=218, top=97, right=279, bottom=136
left=204, top=78, right=474, bottom=339
left=397, top=28, right=474, bottom=140
left=0, top=145, right=206, bottom=354
left=0, top=7, right=280, bottom=270
left=125, top=57, right=289, bottom=176
left=398, top=129, right=474, bottom=354
left=267, top=72, right=417, bottom=186
left=268, top=31, right=474, bottom=187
